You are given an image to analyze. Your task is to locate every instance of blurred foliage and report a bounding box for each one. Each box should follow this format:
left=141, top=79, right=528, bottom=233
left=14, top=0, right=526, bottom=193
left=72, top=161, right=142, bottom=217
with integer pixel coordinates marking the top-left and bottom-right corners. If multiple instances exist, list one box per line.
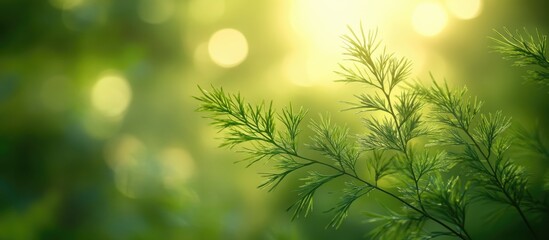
left=1, top=0, right=549, bottom=239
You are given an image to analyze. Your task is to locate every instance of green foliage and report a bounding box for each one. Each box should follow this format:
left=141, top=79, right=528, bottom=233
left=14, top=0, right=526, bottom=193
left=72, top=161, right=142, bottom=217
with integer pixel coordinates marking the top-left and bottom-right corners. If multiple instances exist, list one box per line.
left=366, top=209, right=427, bottom=240
left=492, top=28, right=549, bottom=87
left=412, top=77, right=547, bottom=238
left=195, top=86, right=307, bottom=166
left=308, top=115, right=360, bottom=172
left=492, top=28, right=549, bottom=217
left=196, top=26, right=549, bottom=239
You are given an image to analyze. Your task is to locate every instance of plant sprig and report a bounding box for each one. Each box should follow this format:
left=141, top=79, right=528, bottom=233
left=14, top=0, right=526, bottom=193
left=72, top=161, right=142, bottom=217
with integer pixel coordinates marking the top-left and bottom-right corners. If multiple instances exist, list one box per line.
left=492, top=27, right=549, bottom=87
left=196, top=26, right=549, bottom=239
left=413, top=79, right=543, bottom=238
left=196, top=25, right=475, bottom=239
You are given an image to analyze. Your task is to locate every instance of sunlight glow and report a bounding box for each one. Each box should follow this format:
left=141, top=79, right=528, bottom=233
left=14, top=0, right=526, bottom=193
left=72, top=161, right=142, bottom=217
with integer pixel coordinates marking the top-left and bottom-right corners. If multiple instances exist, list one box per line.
left=208, top=28, right=249, bottom=68
left=412, top=2, right=448, bottom=36
left=288, top=0, right=375, bottom=86
left=91, top=73, right=132, bottom=118
left=445, top=0, right=483, bottom=20
left=285, top=0, right=417, bottom=86
left=290, top=0, right=374, bottom=38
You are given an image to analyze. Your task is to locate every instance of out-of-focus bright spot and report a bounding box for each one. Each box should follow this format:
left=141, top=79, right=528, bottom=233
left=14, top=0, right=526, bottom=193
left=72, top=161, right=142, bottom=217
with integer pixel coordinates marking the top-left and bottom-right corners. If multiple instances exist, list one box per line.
left=40, top=76, right=69, bottom=112
left=138, top=0, right=174, bottom=24
left=188, top=0, right=225, bottom=24
left=49, top=0, right=84, bottom=10
left=412, top=2, right=448, bottom=36
left=91, top=73, right=132, bottom=118
left=106, top=135, right=145, bottom=198
left=159, top=148, right=195, bottom=188
left=445, top=0, right=482, bottom=20
left=208, top=28, right=248, bottom=68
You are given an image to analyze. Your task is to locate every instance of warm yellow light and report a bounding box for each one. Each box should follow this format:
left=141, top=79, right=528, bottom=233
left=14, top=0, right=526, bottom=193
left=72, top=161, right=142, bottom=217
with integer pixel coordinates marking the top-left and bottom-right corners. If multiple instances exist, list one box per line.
left=445, top=0, right=482, bottom=20
left=91, top=74, right=132, bottom=118
left=291, top=0, right=372, bottom=37
left=208, top=28, right=249, bottom=68
left=138, top=0, right=174, bottom=24
left=412, top=2, right=448, bottom=36
left=288, top=0, right=377, bottom=86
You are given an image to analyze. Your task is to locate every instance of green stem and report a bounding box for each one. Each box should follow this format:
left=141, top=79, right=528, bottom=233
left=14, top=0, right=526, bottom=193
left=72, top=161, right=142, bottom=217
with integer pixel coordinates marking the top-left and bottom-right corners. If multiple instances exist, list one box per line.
left=457, top=122, right=537, bottom=239
left=285, top=150, right=469, bottom=240
left=383, top=88, right=429, bottom=215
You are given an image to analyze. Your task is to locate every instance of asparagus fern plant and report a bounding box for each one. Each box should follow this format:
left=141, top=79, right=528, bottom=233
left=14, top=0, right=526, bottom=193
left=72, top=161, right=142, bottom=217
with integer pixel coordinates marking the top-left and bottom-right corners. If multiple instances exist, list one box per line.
left=492, top=28, right=549, bottom=88
left=195, top=26, right=549, bottom=239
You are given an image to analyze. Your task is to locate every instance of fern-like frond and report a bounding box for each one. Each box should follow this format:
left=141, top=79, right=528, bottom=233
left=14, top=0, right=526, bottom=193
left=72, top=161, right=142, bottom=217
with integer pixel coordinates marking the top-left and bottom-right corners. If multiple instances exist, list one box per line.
left=492, top=27, right=548, bottom=67
left=278, top=105, right=308, bottom=154
left=195, top=86, right=276, bottom=148
left=309, top=114, right=360, bottom=172
left=328, top=182, right=374, bottom=228
left=195, top=86, right=307, bottom=166
left=366, top=208, right=428, bottom=240
left=370, top=150, right=395, bottom=184
left=423, top=176, right=470, bottom=230
left=412, top=78, right=482, bottom=131
left=398, top=150, right=453, bottom=184
left=472, top=111, right=512, bottom=153
left=361, top=117, right=402, bottom=151
left=492, top=27, right=549, bottom=87
left=345, top=92, right=389, bottom=113
left=288, top=171, right=344, bottom=219
left=258, top=156, right=313, bottom=192
left=414, top=77, right=539, bottom=237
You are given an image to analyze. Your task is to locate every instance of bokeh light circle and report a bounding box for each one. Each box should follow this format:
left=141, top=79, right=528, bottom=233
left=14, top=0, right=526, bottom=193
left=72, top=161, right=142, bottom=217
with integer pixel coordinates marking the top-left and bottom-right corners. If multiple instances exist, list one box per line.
left=91, top=74, right=132, bottom=118
left=208, top=28, right=249, bottom=68
left=412, top=2, right=448, bottom=36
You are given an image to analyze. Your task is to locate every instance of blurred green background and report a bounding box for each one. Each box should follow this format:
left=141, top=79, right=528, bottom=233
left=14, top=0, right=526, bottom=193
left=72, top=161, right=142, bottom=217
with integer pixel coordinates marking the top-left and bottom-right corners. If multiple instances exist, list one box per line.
left=1, top=0, right=548, bottom=239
